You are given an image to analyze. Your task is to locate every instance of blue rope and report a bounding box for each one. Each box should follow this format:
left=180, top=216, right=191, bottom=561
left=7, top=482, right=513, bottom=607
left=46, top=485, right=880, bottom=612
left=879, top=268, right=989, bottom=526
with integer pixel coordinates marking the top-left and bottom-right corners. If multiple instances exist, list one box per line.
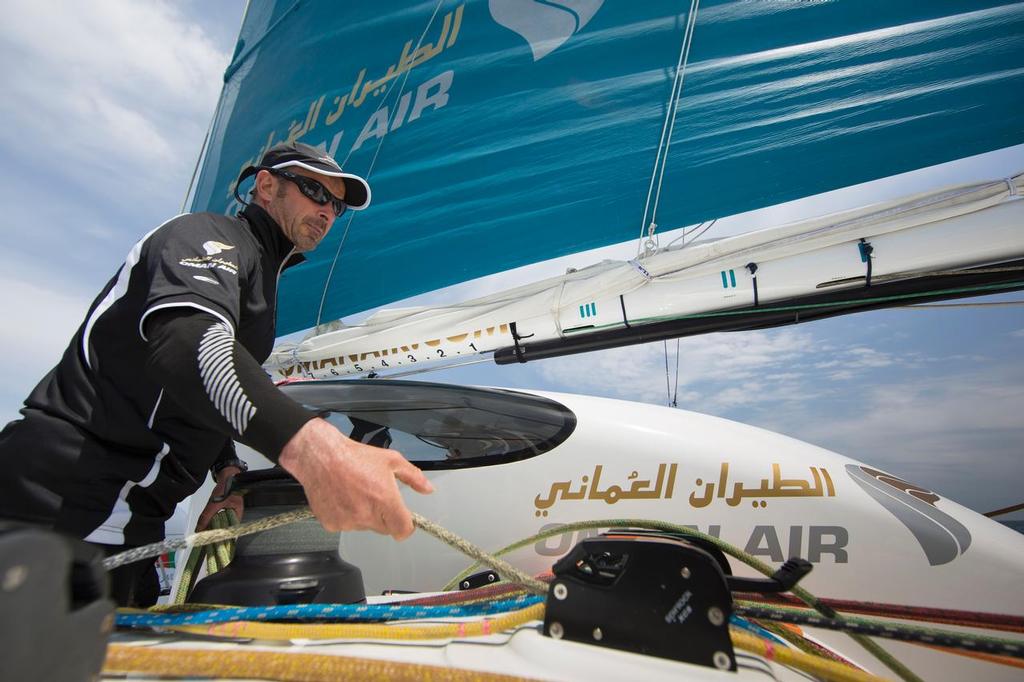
left=730, top=614, right=791, bottom=647
left=117, top=595, right=544, bottom=627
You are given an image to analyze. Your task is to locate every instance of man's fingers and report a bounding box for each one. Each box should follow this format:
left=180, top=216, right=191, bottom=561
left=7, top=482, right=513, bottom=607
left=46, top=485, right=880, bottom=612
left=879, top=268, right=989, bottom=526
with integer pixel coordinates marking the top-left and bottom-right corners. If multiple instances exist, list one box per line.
left=380, top=502, right=415, bottom=540
left=392, top=457, right=434, bottom=494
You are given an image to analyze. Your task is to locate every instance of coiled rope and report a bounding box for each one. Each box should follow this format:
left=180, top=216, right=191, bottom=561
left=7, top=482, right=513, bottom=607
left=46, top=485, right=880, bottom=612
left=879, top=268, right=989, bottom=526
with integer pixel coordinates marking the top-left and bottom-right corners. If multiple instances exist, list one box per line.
left=104, top=644, right=543, bottom=682
left=168, top=602, right=545, bottom=641
left=739, top=592, right=1024, bottom=633
left=117, top=595, right=543, bottom=627
left=108, top=511, right=1024, bottom=681
left=730, top=630, right=882, bottom=682
left=734, top=602, right=1024, bottom=660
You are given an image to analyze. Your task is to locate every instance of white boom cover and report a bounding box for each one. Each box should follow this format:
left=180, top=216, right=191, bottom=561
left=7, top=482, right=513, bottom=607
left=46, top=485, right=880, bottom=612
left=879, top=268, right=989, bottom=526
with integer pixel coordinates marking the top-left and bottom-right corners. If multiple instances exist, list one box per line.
left=267, top=173, right=1024, bottom=380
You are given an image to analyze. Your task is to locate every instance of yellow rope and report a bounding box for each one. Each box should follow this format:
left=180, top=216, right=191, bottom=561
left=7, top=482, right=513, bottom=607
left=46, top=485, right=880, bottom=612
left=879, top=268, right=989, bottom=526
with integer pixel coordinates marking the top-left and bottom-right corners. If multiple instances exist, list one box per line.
left=170, top=602, right=545, bottom=641
left=123, top=510, right=912, bottom=679
left=731, top=630, right=888, bottom=682
left=103, top=643, right=543, bottom=681
left=121, top=605, right=887, bottom=681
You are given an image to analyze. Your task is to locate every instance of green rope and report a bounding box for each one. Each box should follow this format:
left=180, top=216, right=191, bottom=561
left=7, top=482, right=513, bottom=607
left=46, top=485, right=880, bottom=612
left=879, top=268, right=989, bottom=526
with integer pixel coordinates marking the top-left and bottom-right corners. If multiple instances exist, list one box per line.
left=755, top=619, right=845, bottom=661
left=736, top=600, right=1024, bottom=655
left=442, top=518, right=923, bottom=682
left=171, top=540, right=204, bottom=606
left=170, top=509, right=239, bottom=605
left=412, top=513, right=547, bottom=595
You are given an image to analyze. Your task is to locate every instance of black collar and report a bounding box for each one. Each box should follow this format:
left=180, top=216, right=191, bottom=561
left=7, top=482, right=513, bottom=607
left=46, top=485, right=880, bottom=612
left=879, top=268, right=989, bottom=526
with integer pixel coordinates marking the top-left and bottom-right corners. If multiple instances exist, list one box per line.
left=240, top=203, right=306, bottom=271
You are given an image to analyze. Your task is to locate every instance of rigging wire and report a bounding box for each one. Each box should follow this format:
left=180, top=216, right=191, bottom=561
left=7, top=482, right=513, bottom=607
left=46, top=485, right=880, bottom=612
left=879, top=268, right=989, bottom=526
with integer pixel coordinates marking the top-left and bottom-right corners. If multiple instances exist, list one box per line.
left=984, top=501, right=1024, bottom=517
left=663, top=218, right=708, bottom=250
left=683, top=217, right=717, bottom=247
left=637, top=0, right=701, bottom=257
left=672, top=337, right=681, bottom=407
left=179, top=125, right=212, bottom=214
left=314, top=0, right=448, bottom=329
left=663, top=338, right=681, bottom=407
left=663, top=340, right=671, bottom=405
left=899, top=300, right=1024, bottom=309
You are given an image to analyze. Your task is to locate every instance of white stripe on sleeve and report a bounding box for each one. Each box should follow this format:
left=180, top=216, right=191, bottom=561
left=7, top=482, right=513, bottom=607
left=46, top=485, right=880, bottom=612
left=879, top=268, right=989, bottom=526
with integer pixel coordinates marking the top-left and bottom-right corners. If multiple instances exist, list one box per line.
left=197, top=321, right=256, bottom=434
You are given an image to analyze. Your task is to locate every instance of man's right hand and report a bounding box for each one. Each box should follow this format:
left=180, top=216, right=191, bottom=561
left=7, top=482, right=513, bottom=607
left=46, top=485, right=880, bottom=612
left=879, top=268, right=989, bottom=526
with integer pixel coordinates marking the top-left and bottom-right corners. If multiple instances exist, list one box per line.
left=278, top=418, right=433, bottom=540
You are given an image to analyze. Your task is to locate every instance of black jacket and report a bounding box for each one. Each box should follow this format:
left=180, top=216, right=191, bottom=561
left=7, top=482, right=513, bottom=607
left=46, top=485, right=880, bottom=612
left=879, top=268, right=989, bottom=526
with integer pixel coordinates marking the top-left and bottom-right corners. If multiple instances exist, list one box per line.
left=0, top=205, right=314, bottom=545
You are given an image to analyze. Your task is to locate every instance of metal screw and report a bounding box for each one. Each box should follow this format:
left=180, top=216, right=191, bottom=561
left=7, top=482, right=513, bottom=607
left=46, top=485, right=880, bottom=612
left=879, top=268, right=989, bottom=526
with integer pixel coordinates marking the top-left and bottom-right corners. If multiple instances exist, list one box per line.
left=487, top=573, right=496, bottom=583
left=2, top=565, right=27, bottom=592
left=707, top=606, right=725, bottom=626
left=680, top=566, right=691, bottom=579
left=549, top=622, right=564, bottom=639
left=461, top=580, right=470, bottom=589
left=553, top=582, right=568, bottom=600
left=713, top=651, right=731, bottom=670
left=592, top=627, right=603, bottom=641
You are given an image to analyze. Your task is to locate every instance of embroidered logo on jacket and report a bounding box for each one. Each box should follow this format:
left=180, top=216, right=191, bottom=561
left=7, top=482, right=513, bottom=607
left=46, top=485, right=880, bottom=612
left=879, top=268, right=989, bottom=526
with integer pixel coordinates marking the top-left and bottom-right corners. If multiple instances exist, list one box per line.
left=203, top=240, right=235, bottom=256
left=179, top=256, right=239, bottom=276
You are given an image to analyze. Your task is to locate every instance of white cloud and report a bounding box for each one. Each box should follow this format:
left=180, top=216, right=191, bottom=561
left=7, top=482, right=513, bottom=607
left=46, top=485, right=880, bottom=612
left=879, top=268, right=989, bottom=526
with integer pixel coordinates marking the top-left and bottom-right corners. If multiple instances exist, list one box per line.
left=0, top=0, right=228, bottom=199
left=749, top=362, right=1024, bottom=512
left=813, top=346, right=899, bottom=376
left=1011, top=328, right=1024, bottom=338
left=0, top=1, right=232, bottom=421
left=536, top=327, right=817, bottom=405
left=0, top=272, right=93, bottom=423
left=531, top=323, right=933, bottom=411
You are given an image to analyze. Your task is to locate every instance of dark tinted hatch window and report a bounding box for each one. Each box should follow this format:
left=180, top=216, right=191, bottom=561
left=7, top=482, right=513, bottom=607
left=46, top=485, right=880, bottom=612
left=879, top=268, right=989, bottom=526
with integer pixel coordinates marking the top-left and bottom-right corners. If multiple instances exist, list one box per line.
left=280, top=380, right=576, bottom=469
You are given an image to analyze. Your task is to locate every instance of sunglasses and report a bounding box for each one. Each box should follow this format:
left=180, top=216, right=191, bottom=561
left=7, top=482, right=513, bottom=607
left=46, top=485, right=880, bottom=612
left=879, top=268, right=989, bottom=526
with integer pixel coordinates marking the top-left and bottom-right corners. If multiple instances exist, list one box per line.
left=269, top=168, right=348, bottom=217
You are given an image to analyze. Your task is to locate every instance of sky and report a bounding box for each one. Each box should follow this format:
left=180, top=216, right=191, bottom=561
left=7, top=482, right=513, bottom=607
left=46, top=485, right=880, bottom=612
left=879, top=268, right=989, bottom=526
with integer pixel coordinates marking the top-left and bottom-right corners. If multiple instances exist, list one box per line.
left=0, top=1, right=1021, bottom=520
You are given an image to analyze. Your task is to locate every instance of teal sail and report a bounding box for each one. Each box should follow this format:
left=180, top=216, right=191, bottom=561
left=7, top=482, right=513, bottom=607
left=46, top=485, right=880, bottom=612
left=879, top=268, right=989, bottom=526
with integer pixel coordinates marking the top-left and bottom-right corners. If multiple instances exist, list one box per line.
left=189, top=0, right=1024, bottom=336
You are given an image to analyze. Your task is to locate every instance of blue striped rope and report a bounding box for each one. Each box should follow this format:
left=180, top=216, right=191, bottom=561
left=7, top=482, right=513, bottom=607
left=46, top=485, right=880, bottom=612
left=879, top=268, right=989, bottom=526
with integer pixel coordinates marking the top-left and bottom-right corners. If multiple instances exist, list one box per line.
left=730, top=614, right=791, bottom=647
left=117, top=595, right=544, bottom=627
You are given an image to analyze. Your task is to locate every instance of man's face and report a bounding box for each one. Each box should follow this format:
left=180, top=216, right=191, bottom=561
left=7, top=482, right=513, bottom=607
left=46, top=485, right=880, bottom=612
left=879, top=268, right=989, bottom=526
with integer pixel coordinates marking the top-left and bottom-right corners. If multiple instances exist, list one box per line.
left=262, top=168, right=346, bottom=252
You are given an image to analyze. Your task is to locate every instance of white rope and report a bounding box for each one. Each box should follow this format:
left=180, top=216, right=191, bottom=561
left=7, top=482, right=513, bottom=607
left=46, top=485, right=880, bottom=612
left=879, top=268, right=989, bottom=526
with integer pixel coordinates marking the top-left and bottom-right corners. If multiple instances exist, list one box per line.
left=637, top=0, right=701, bottom=257
left=103, top=508, right=547, bottom=595
left=648, top=0, right=701, bottom=245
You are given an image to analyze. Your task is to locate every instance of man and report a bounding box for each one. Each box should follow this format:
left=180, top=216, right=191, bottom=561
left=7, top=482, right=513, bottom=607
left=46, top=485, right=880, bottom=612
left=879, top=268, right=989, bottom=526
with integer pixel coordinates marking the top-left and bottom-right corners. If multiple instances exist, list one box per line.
left=0, top=142, right=433, bottom=606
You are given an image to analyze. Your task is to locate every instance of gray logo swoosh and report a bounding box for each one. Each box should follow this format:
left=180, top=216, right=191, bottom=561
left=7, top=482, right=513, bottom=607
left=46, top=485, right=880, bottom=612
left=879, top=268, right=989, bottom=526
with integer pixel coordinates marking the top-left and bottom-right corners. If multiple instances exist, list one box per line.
left=845, top=465, right=970, bottom=566
left=489, top=0, right=604, bottom=61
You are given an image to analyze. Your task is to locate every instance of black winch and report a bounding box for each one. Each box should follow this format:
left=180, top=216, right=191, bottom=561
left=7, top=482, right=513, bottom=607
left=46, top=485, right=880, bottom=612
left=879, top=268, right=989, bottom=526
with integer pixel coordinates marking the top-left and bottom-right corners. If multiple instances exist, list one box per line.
left=543, top=530, right=811, bottom=672
left=188, top=468, right=365, bottom=606
left=0, top=522, right=114, bottom=682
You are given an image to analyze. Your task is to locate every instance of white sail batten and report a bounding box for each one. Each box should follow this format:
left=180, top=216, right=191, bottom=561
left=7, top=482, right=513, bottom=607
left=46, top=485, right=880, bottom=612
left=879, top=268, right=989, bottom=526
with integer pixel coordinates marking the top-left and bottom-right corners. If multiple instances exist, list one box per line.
left=267, top=173, right=1024, bottom=379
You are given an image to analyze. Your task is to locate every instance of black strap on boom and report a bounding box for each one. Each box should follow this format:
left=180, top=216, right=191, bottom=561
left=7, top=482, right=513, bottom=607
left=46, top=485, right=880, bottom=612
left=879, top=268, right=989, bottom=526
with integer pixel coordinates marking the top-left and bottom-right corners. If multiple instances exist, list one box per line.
left=859, top=239, right=874, bottom=287
left=746, top=262, right=759, bottom=306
